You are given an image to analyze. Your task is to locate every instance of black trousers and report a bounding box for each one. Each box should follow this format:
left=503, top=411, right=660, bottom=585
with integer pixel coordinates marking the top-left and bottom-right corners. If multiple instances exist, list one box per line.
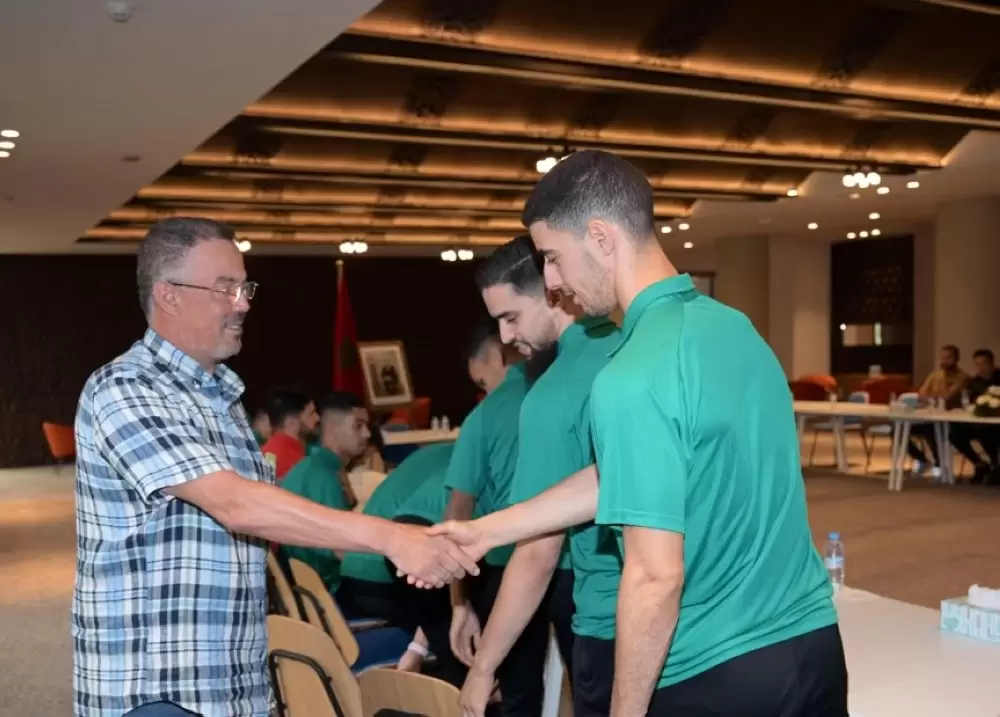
left=547, top=568, right=576, bottom=678
left=646, top=624, right=848, bottom=717
left=337, top=576, right=417, bottom=631
left=572, top=636, right=615, bottom=717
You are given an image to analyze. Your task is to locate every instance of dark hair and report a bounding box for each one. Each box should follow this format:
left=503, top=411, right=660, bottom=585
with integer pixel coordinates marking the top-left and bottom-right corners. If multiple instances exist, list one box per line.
left=521, top=150, right=655, bottom=242
left=942, top=344, right=960, bottom=360
left=136, top=217, right=237, bottom=317
left=466, top=317, right=501, bottom=360
left=973, top=348, right=994, bottom=363
left=266, top=387, right=313, bottom=428
left=318, top=391, right=364, bottom=416
left=474, top=235, right=545, bottom=296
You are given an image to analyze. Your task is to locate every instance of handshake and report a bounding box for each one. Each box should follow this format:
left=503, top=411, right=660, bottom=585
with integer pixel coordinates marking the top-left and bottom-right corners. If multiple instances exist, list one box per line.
left=385, top=519, right=497, bottom=589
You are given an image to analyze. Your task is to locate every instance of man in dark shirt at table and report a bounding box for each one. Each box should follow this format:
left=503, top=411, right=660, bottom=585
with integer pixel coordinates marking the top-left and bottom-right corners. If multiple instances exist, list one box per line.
left=954, top=349, right=1000, bottom=484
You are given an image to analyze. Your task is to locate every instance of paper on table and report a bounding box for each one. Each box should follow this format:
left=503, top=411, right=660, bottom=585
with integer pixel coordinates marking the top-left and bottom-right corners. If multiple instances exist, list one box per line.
left=968, top=585, right=1000, bottom=610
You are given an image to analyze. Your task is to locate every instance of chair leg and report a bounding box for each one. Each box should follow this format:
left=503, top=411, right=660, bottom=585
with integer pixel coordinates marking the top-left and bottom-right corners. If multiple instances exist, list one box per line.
left=808, top=430, right=819, bottom=466
left=861, top=431, right=872, bottom=472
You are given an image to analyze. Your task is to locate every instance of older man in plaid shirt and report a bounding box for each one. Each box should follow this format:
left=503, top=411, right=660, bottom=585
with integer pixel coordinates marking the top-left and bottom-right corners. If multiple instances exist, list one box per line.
left=72, top=218, right=477, bottom=717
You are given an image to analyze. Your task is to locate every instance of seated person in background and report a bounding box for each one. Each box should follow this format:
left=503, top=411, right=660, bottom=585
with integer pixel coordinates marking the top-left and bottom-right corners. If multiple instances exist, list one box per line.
left=280, top=392, right=371, bottom=590
left=953, top=349, right=1000, bottom=483
left=251, top=407, right=271, bottom=445
left=260, top=387, right=320, bottom=481
left=908, top=344, right=969, bottom=474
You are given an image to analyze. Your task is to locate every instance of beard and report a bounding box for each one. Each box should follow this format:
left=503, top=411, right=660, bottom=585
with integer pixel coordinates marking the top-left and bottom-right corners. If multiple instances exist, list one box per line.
left=523, top=342, right=559, bottom=384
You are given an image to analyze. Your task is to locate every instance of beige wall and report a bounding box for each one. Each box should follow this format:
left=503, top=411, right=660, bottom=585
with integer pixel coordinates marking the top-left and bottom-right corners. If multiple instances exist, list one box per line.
left=912, top=223, right=936, bottom=382
left=715, top=235, right=770, bottom=337
left=767, top=237, right=831, bottom=379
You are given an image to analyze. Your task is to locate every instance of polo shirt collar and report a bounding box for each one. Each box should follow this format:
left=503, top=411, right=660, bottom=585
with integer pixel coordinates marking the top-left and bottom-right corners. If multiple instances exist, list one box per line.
left=142, top=328, right=245, bottom=403
left=558, top=315, right=616, bottom=351
left=613, top=273, right=696, bottom=355
left=311, top=445, right=344, bottom=473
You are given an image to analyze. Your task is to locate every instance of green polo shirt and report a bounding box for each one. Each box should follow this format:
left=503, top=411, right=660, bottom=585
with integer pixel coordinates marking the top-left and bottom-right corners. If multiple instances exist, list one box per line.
left=340, top=443, right=456, bottom=584
left=281, top=447, right=348, bottom=592
left=509, top=316, right=623, bottom=640
left=444, top=362, right=528, bottom=566
left=592, top=273, right=836, bottom=688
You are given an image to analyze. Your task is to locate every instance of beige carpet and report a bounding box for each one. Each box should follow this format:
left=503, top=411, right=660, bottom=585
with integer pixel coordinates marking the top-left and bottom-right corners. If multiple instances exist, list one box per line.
left=2, top=462, right=999, bottom=715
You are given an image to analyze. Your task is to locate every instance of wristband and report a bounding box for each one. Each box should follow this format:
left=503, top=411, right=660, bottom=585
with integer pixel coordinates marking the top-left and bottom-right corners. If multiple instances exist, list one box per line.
left=406, top=641, right=429, bottom=658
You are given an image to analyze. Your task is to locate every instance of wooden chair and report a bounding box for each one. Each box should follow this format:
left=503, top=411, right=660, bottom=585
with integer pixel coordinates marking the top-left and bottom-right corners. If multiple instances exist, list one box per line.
left=268, top=615, right=364, bottom=717
left=358, top=667, right=461, bottom=717
left=267, top=551, right=302, bottom=620
left=41, top=422, right=75, bottom=465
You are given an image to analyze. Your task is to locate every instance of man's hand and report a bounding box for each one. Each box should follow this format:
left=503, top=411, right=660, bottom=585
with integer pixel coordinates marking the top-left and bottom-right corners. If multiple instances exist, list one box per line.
left=450, top=602, right=482, bottom=666
left=397, top=649, right=423, bottom=672
left=428, top=519, right=492, bottom=564
left=459, top=665, right=495, bottom=717
left=386, top=524, right=480, bottom=588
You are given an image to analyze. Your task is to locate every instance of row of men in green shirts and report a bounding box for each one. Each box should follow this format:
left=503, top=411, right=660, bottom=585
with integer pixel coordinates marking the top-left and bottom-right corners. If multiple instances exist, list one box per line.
left=282, top=150, right=846, bottom=717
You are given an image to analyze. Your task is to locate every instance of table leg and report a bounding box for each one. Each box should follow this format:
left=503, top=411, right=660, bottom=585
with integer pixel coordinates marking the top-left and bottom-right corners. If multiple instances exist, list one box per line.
left=893, top=422, right=913, bottom=492
left=888, top=421, right=902, bottom=491
left=541, top=632, right=564, bottom=717
left=833, top=418, right=848, bottom=473
left=936, top=422, right=955, bottom=484
left=797, top=415, right=806, bottom=442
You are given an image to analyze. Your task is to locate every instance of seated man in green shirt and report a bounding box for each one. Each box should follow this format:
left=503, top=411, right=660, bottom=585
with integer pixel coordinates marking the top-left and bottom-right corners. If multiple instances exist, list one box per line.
left=457, top=235, right=622, bottom=717
left=433, top=150, right=846, bottom=717
left=280, top=391, right=372, bottom=609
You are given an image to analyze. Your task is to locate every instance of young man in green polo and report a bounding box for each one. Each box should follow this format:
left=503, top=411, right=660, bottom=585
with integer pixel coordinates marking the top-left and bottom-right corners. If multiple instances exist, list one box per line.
left=432, top=150, right=846, bottom=717
left=456, top=235, right=622, bottom=717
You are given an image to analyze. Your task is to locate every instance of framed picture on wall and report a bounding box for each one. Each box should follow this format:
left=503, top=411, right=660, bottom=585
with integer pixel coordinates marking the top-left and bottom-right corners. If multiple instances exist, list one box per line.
left=358, top=341, right=415, bottom=408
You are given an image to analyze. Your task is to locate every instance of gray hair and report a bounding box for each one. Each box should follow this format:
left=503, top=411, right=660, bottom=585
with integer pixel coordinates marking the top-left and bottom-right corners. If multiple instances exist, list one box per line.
left=521, top=150, right=656, bottom=242
left=136, top=217, right=236, bottom=317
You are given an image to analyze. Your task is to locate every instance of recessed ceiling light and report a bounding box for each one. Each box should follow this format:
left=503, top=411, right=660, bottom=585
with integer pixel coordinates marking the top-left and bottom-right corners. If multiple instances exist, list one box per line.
left=235, top=239, right=252, bottom=253
left=458, top=249, right=474, bottom=261
left=0, top=151, right=9, bottom=159
left=683, top=241, right=694, bottom=249
left=660, top=226, right=672, bottom=234
left=906, top=180, right=920, bottom=189
left=860, top=231, right=870, bottom=238
left=0, top=129, right=18, bottom=139
left=847, top=232, right=857, bottom=239
left=849, top=192, right=860, bottom=200
left=871, top=228, right=881, bottom=236
left=807, top=222, right=818, bottom=230
left=869, top=212, right=880, bottom=220
left=441, top=249, right=458, bottom=262
left=786, top=189, right=799, bottom=197
left=877, top=186, right=890, bottom=195
left=840, top=323, right=847, bottom=331
left=0, top=141, right=14, bottom=150
left=678, top=222, right=690, bottom=231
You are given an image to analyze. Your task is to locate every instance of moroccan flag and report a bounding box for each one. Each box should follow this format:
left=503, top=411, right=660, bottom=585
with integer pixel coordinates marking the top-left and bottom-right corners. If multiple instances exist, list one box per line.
left=333, top=260, right=364, bottom=396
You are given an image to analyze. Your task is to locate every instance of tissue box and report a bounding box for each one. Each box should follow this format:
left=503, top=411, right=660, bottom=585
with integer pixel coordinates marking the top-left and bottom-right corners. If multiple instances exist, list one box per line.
left=940, top=597, right=1000, bottom=644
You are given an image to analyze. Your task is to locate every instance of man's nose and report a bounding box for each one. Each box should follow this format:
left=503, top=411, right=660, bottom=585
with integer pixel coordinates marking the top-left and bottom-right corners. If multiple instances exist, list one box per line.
left=543, top=263, right=562, bottom=291
left=499, top=321, right=515, bottom=345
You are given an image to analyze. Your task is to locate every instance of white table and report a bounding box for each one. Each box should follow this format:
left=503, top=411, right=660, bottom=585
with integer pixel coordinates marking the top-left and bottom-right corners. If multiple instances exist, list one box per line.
left=794, top=401, right=1000, bottom=491
left=381, top=428, right=460, bottom=446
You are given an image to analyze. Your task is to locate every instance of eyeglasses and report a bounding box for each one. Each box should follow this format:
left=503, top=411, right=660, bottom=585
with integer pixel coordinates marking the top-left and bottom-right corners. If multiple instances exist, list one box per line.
left=167, top=280, right=258, bottom=302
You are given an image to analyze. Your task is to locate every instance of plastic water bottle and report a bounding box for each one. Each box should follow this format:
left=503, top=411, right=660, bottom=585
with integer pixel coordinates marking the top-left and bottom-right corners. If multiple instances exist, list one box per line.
left=430, top=416, right=441, bottom=431
left=825, top=532, right=845, bottom=592
left=441, top=415, right=450, bottom=431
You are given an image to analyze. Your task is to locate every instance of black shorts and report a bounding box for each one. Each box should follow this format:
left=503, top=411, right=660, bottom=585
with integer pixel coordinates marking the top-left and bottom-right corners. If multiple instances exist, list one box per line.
left=571, top=635, right=614, bottom=717
left=647, top=624, right=848, bottom=717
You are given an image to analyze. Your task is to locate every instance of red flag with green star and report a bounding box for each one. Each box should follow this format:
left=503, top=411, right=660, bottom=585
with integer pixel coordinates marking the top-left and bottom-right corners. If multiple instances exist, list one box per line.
left=333, top=260, right=364, bottom=397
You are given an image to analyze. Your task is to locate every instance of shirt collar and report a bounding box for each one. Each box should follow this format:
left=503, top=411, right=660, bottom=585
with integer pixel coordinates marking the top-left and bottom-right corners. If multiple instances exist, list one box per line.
left=613, top=274, right=696, bottom=356
left=558, top=315, right=616, bottom=351
left=142, top=328, right=245, bottom=403
left=311, top=445, right=344, bottom=473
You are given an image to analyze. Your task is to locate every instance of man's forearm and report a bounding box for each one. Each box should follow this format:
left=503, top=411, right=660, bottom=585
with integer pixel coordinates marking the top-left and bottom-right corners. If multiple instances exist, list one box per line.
left=476, top=465, right=597, bottom=549
left=445, top=489, right=476, bottom=605
left=610, top=561, right=682, bottom=717
left=473, top=534, right=564, bottom=674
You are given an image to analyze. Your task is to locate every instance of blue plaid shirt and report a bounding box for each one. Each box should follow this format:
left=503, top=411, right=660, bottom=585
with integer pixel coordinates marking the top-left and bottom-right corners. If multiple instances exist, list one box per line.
left=73, top=329, right=273, bottom=717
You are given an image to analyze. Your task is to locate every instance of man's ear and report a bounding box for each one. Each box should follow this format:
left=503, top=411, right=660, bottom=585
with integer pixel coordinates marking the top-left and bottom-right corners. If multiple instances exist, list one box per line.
left=152, top=281, right=181, bottom=316
left=587, top=219, right=615, bottom=257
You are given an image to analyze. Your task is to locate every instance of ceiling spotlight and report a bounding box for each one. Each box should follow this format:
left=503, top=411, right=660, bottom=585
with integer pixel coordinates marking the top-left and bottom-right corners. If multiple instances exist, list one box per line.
left=235, top=239, right=252, bottom=253
left=906, top=180, right=920, bottom=189
left=535, top=156, right=559, bottom=174
left=683, top=241, right=694, bottom=249
left=842, top=174, right=856, bottom=188
left=678, top=222, right=690, bottom=231
left=871, top=228, right=881, bottom=236
left=877, top=186, right=890, bottom=195
left=0, top=141, right=14, bottom=150
left=457, top=249, right=474, bottom=261
left=339, top=240, right=368, bottom=254
left=0, top=129, right=19, bottom=138
left=840, top=324, right=848, bottom=331
left=869, top=212, right=880, bottom=220
left=786, top=189, right=799, bottom=197
left=807, top=222, right=818, bottom=230
left=441, top=249, right=458, bottom=262
left=859, top=231, right=869, bottom=238
left=0, top=151, right=9, bottom=159
left=847, top=232, right=857, bottom=239
left=660, top=226, right=672, bottom=234
left=866, top=171, right=881, bottom=186
left=853, top=171, right=868, bottom=188
left=849, top=192, right=860, bottom=200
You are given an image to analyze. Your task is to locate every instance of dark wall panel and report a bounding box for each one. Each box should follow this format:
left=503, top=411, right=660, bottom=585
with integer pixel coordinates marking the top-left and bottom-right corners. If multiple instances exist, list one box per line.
left=0, top=254, right=485, bottom=468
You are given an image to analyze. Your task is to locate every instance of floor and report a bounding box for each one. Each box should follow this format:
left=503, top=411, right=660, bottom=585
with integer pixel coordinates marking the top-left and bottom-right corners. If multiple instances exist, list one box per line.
left=2, top=434, right=998, bottom=716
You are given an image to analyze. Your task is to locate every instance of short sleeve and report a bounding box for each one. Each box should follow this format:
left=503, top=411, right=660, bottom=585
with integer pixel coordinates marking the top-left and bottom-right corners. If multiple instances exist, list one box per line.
left=91, top=376, right=233, bottom=502
left=593, top=373, right=688, bottom=534
left=443, top=404, right=490, bottom=499
left=509, top=395, right=586, bottom=504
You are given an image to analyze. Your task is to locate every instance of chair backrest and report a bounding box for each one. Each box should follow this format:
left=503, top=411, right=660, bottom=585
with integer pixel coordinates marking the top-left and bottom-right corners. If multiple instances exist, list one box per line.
left=862, top=376, right=913, bottom=404
left=267, top=551, right=302, bottom=621
left=288, top=558, right=360, bottom=667
left=788, top=381, right=829, bottom=402
left=796, top=374, right=838, bottom=393
left=847, top=391, right=870, bottom=404
left=268, top=615, right=363, bottom=717
left=358, top=667, right=461, bottom=717
left=41, top=422, right=75, bottom=461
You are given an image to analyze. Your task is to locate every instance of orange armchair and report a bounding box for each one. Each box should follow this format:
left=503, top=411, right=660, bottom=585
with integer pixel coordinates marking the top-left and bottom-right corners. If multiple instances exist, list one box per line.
left=42, top=422, right=75, bottom=464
